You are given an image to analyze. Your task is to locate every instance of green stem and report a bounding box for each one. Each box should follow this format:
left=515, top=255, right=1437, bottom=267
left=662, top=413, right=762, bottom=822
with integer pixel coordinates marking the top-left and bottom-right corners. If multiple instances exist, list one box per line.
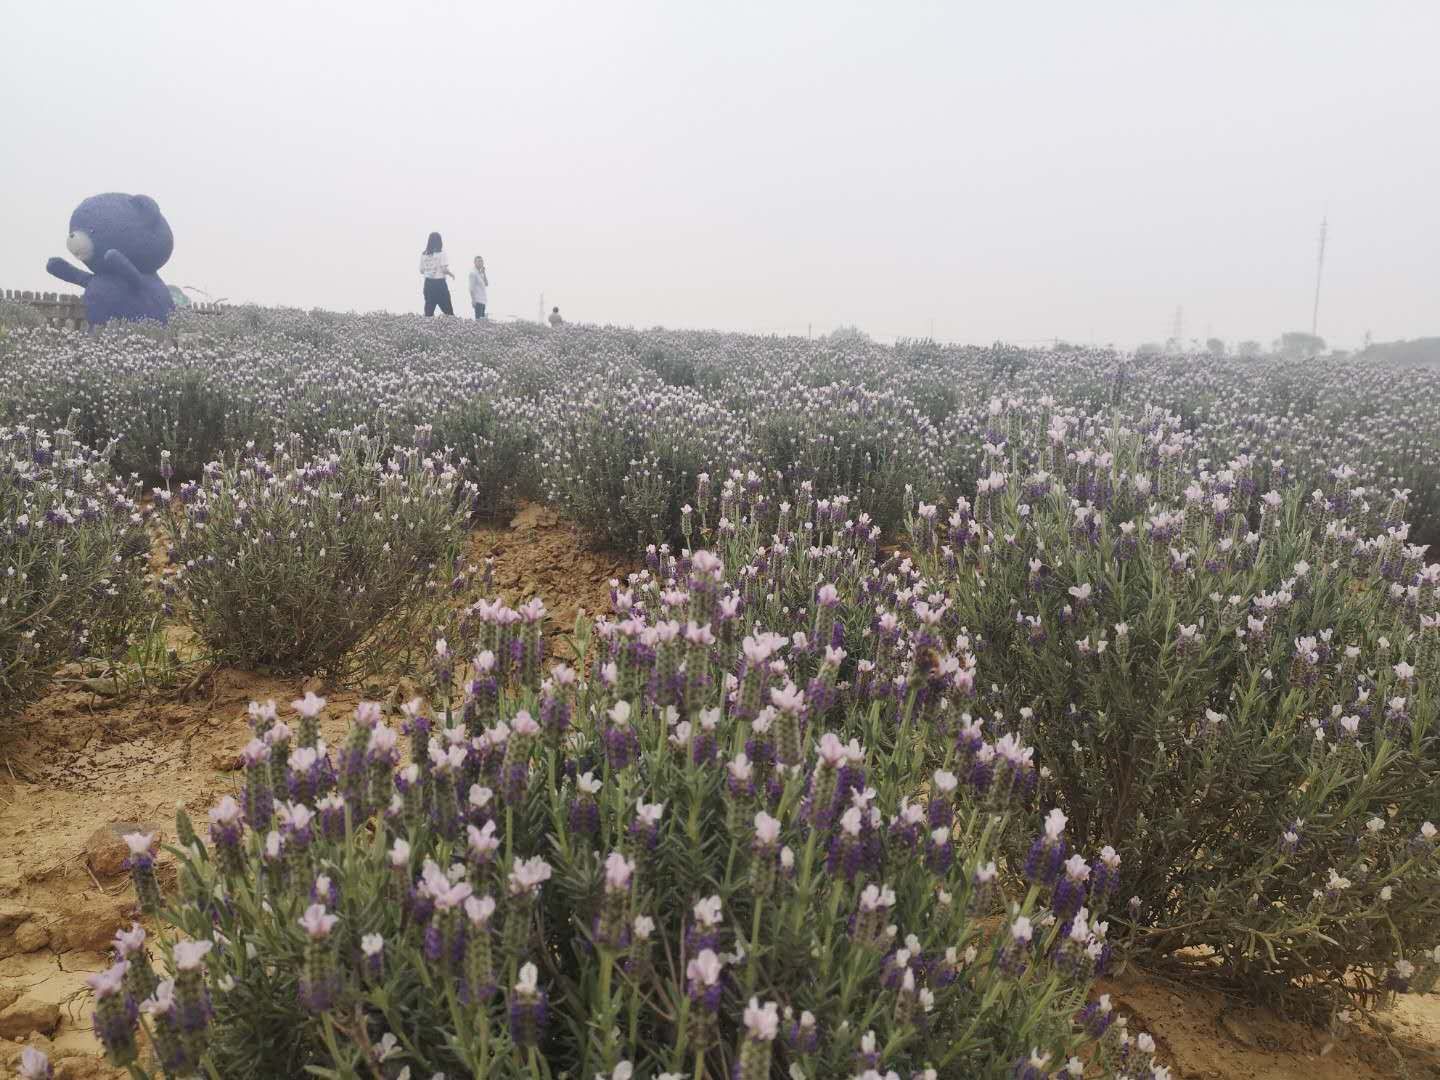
left=743, top=895, right=765, bottom=995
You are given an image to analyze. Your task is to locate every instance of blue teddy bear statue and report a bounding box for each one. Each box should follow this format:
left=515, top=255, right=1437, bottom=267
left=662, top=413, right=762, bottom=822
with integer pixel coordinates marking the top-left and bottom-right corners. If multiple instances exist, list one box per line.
left=46, top=193, right=176, bottom=325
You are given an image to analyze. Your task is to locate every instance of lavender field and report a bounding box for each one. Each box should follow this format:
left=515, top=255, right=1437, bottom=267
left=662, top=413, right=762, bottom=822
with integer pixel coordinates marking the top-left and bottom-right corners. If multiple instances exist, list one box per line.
left=3, top=306, right=1439, bottom=1079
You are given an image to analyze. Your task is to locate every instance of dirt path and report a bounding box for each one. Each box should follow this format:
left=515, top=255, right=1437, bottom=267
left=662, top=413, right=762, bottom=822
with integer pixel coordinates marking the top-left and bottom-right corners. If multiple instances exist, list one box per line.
left=2, top=507, right=1436, bottom=1079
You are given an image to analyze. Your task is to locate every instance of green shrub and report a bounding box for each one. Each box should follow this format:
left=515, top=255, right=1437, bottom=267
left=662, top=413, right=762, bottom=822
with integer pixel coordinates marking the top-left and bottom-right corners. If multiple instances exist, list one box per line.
left=908, top=408, right=1440, bottom=1015
left=431, top=398, right=537, bottom=521
left=1, top=417, right=153, bottom=718
left=157, top=428, right=469, bottom=678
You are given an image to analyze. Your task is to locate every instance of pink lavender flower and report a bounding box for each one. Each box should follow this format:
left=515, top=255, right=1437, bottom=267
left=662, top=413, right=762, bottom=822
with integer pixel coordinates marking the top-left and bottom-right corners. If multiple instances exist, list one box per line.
left=291, top=691, right=327, bottom=746
left=685, top=948, right=725, bottom=1047
left=461, top=896, right=498, bottom=1002
left=499, top=709, right=539, bottom=803
left=686, top=894, right=725, bottom=954
left=629, top=798, right=665, bottom=850
left=361, top=933, right=385, bottom=982
left=88, top=960, right=138, bottom=1066
left=734, top=997, right=780, bottom=1080
left=508, top=856, right=553, bottom=897
left=508, top=961, right=547, bottom=1047
left=750, top=811, right=782, bottom=896
left=298, top=904, right=340, bottom=1012
left=852, top=882, right=896, bottom=947
left=595, top=851, right=636, bottom=950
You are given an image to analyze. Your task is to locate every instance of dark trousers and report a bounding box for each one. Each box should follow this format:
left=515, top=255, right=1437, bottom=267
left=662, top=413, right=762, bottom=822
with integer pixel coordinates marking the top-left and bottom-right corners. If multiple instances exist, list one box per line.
left=473, top=302, right=486, bottom=319
left=423, top=278, right=454, bottom=316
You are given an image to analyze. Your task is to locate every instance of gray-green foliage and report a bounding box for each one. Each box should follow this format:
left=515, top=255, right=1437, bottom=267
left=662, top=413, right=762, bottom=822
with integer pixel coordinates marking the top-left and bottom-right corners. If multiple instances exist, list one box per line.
left=156, top=428, right=471, bottom=678
left=1, top=418, right=153, bottom=717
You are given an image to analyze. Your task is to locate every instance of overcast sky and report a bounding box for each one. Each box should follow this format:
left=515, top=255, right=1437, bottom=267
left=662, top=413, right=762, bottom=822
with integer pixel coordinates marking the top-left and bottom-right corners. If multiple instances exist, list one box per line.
left=3, top=1, right=1436, bottom=348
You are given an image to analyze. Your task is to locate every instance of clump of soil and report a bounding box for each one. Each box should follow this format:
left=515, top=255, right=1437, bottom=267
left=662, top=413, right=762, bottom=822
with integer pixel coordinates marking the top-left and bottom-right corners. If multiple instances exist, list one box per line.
left=1099, top=967, right=1440, bottom=1079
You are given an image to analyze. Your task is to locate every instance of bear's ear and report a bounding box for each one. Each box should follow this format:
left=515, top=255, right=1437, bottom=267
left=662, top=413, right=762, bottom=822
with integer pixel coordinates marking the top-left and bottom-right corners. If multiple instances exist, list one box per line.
left=131, top=194, right=162, bottom=217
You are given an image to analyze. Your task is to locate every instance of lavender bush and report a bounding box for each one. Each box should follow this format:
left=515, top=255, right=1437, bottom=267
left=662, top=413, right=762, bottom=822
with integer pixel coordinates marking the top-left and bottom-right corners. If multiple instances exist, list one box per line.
left=105, top=540, right=1167, bottom=1079
left=1, top=418, right=153, bottom=717
left=429, top=396, right=536, bottom=521
left=156, top=427, right=471, bottom=678
left=908, top=406, right=1440, bottom=1014
left=9, top=309, right=1438, bottom=551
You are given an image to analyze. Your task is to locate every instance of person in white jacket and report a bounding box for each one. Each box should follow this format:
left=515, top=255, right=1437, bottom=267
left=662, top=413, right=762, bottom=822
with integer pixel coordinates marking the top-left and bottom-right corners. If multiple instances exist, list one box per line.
left=419, top=232, right=454, bottom=316
left=469, top=256, right=489, bottom=320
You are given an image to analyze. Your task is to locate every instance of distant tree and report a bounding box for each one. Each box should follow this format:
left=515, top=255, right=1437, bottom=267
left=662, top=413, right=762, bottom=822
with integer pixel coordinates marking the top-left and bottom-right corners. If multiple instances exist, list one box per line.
left=1275, top=332, right=1326, bottom=359
left=1136, top=342, right=1163, bottom=357
left=1237, top=340, right=1262, bottom=358
left=823, top=325, right=871, bottom=343
left=1358, top=337, right=1440, bottom=366
left=1206, top=337, right=1225, bottom=357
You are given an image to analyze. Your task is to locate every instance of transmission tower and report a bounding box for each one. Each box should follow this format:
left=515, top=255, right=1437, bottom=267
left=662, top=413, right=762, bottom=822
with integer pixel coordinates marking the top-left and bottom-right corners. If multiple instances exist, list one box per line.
left=1310, top=216, right=1328, bottom=338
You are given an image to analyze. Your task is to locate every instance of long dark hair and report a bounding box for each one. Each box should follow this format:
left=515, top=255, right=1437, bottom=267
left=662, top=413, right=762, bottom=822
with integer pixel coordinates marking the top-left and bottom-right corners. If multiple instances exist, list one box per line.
left=424, top=232, right=443, bottom=255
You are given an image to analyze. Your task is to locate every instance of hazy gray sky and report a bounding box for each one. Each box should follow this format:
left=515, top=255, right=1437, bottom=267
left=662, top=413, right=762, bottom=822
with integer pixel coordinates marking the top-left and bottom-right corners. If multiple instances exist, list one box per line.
left=3, top=1, right=1436, bottom=348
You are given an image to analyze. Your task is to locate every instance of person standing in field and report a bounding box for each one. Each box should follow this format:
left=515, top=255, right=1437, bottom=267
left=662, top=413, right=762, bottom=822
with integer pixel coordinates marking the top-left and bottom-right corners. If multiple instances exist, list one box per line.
left=419, top=232, right=454, bottom=316
left=469, top=256, right=489, bottom=319
left=548, top=305, right=563, bottom=328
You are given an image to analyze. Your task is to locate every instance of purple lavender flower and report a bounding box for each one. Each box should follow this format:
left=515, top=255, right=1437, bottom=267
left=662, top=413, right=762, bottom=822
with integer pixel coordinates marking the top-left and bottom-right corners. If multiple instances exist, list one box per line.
left=240, top=739, right=274, bottom=831
left=1076, top=993, right=1115, bottom=1038
left=594, top=851, right=636, bottom=951
left=1024, top=808, right=1069, bottom=887
left=629, top=798, right=665, bottom=851
left=1052, top=854, right=1091, bottom=920
left=88, top=961, right=138, bottom=1067
left=568, top=772, right=602, bottom=836
left=996, top=916, right=1033, bottom=976
left=122, top=832, right=162, bottom=914
left=207, top=795, right=246, bottom=878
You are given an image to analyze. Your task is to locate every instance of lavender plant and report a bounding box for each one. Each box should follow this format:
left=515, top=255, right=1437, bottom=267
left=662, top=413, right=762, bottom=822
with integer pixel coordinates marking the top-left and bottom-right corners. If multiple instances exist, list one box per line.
left=109, top=558, right=1160, bottom=1079
left=430, top=396, right=536, bottom=521
left=156, top=427, right=471, bottom=678
left=1, top=417, right=153, bottom=718
left=8, top=309, right=1440, bottom=549
left=908, top=405, right=1440, bottom=1014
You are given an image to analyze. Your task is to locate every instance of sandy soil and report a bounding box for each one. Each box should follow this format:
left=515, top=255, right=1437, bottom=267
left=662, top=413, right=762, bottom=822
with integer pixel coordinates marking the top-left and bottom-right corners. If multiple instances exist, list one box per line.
left=2, top=505, right=1436, bottom=1079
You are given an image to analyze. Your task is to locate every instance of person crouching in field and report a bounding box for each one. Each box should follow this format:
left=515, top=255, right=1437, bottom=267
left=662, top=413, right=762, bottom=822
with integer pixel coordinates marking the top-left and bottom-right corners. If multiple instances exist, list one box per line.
left=469, top=256, right=489, bottom=319
left=548, top=305, right=563, bottom=328
left=419, top=232, right=455, bottom=316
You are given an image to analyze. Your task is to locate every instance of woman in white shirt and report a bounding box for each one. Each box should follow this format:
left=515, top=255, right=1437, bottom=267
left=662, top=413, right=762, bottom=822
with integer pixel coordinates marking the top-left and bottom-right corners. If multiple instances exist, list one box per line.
left=419, top=232, right=455, bottom=316
left=469, top=256, right=489, bottom=319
